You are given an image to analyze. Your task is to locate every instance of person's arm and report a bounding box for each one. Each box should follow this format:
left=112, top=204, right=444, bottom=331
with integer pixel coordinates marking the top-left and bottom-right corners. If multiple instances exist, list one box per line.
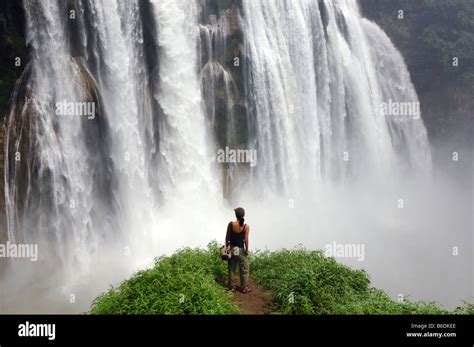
left=244, top=225, right=249, bottom=256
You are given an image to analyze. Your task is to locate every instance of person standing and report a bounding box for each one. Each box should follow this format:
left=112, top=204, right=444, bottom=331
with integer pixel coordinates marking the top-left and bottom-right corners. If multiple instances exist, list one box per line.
left=225, top=207, right=252, bottom=293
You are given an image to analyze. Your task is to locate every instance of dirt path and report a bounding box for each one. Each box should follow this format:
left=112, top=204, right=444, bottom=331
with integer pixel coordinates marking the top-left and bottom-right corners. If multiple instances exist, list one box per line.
left=230, top=277, right=274, bottom=314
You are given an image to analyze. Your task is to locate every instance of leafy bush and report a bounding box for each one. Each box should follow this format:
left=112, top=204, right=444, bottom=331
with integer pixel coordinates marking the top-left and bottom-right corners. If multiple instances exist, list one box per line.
left=335, top=289, right=448, bottom=315
left=250, top=248, right=452, bottom=314
left=90, top=243, right=470, bottom=315
left=453, top=302, right=474, bottom=315
left=359, top=0, right=474, bottom=87
left=89, top=242, right=238, bottom=314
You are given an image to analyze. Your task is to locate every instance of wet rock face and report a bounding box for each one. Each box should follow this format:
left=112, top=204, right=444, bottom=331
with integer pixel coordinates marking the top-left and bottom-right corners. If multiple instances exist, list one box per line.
left=199, top=0, right=248, bottom=200
left=0, top=0, right=27, bottom=118
left=199, top=0, right=247, bottom=149
left=3, top=58, right=102, bottom=241
left=3, top=62, right=34, bottom=242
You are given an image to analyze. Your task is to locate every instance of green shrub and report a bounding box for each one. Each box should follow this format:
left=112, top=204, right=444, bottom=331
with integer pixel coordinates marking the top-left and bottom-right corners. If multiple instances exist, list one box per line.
left=90, top=243, right=470, bottom=315
left=453, top=302, right=474, bottom=315
left=89, top=242, right=238, bottom=315
left=250, top=248, right=452, bottom=315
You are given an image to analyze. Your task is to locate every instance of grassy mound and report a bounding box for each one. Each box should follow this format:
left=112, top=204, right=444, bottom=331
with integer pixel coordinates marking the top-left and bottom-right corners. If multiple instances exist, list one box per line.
left=89, top=242, right=239, bottom=314
left=89, top=243, right=472, bottom=315
left=251, top=249, right=468, bottom=315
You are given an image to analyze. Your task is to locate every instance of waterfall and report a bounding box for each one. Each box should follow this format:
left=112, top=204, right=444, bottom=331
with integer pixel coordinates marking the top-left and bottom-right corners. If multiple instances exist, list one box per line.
left=1, top=0, right=432, bottom=312
left=241, top=0, right=431, bottom=197
left=153, top=0, right=218, bottom=202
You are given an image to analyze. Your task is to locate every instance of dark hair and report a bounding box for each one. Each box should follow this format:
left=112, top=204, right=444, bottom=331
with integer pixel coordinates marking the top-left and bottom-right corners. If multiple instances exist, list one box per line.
left=234, top=207, right=245, bottom=227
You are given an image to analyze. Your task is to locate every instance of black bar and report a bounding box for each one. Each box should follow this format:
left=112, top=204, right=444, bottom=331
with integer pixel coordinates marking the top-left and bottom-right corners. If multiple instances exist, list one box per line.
left=0, top=315, right=473, bottom=346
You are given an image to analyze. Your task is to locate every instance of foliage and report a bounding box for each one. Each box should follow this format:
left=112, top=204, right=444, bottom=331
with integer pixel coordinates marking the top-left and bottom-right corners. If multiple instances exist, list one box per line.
left=89, top=242, right=239, bottom=314
left=250, top=248, right=454, bottom=315
left=359, top=0, right=474, bottom=89
left=0, top=0, right=27, bottom=117
left=90, top=244, right=471, bottom=315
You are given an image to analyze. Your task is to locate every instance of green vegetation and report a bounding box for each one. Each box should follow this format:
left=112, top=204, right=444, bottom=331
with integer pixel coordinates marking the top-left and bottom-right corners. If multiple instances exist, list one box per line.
left=90, top=243, right=472, bottom=315
left=359, top=0, right=474, bottom=90
left=89, top=242, right=239, bottom=314
left=251, top=249, right=456, bottom=314
left=0, top=1, right=27, bottom=117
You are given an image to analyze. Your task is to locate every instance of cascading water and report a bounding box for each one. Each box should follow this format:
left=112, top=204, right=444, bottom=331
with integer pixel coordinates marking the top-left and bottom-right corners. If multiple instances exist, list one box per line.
left=241, top=0, right=431, bottom=197
left=1, top=0, right=437, bottom=313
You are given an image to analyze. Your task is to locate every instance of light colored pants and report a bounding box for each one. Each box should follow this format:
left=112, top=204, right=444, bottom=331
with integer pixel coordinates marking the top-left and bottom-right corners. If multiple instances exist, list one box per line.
left=228, top=247, right=249, bottom=288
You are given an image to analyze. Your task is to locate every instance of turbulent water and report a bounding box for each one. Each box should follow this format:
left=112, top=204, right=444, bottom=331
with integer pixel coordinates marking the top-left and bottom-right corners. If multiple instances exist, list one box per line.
left=242, top=0, right=431, bottom=196
left=3, top=0, right=465, bottom=313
